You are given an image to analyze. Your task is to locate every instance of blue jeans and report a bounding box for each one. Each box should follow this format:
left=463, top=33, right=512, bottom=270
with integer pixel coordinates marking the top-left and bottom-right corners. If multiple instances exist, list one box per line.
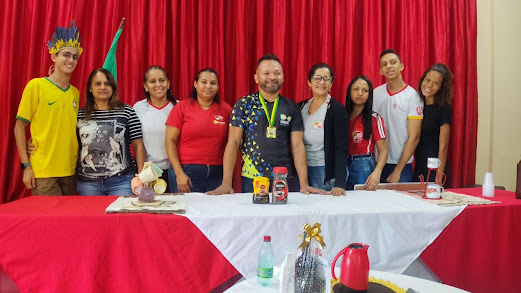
left=346, top=155, right=376, bottom=190
left=77, top=174, right=134, bottom=196
left=241, top=176, right=298, bottom=193
left=168, top=164, right=223, bottom=193
left=381, top=163, right=413, bottom=183
left=307, top=166, right=334, bottom=190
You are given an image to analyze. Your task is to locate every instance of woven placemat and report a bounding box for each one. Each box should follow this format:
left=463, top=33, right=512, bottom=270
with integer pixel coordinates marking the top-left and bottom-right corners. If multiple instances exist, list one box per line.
left=105, top=195, right=186, bottom=214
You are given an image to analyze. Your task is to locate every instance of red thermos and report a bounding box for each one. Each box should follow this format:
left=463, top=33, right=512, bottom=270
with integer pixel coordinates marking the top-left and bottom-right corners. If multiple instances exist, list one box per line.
left=331, top=243, right=370, bottom=292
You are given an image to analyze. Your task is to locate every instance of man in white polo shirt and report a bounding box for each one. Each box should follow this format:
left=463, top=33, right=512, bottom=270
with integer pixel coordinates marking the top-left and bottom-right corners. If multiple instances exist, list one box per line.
left=373, top=49, right=423, bottom=183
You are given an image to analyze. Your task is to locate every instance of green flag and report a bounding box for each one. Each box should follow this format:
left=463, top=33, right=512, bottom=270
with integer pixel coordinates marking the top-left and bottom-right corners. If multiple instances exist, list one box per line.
left=103, top=19, right=125, bottom=83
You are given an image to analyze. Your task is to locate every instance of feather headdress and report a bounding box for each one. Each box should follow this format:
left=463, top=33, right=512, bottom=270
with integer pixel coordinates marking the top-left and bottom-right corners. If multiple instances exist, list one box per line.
left=47, top=20, right=83, bottom=56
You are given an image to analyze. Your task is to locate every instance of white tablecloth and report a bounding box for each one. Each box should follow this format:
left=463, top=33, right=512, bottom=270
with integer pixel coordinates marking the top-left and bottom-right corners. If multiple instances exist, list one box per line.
left=181, top=190, right=465, bottom=278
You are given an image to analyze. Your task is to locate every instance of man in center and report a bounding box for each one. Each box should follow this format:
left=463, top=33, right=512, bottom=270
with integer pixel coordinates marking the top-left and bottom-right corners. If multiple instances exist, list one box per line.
left=208, top=54, right=324, bottom=195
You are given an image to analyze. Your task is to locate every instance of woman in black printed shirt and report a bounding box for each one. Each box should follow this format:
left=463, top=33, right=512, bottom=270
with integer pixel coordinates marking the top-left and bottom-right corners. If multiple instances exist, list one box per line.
left=76, top=68, right=146, bottom=195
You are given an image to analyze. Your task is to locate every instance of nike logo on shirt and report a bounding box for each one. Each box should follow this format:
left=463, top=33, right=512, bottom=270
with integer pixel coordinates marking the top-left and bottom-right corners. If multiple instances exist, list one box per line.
left=48, top=100, right=58, bottom=106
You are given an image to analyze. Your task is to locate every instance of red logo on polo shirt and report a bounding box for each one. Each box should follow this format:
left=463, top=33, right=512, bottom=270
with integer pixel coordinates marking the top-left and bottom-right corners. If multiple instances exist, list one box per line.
left=393, top=104, right=397, bottom=108
left=416, top=107, right=423, bottom=115
left=213, top=115, right=226, bottom=125
left=352, top=130, right=363, bottom=143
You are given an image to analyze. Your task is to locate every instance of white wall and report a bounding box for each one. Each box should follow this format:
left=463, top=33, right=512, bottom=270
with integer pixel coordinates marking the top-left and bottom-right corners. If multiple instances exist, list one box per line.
left=476, top=0, right=521, bottom=191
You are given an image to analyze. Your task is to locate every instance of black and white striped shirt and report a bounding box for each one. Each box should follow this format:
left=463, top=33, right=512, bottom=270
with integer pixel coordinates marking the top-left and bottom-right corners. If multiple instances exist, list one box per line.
left=76, top=104, right=142, bottom=181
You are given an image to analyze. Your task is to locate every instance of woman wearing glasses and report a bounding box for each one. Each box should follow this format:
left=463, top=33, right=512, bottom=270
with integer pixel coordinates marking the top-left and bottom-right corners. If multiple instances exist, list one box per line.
left=165, top=68, right=232, bottom=193
left=298, top=63, right=348, bottom=196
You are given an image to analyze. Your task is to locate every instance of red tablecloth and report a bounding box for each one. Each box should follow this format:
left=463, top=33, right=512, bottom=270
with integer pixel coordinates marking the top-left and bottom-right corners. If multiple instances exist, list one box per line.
left=0, top=196, right=240, bottom=293
left=421, top=188, right=521, bottom=293
left=2, top=190, right=519, bottom=293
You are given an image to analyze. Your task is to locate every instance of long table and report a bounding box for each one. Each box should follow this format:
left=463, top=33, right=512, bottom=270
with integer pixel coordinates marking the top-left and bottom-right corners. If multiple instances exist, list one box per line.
left=0, top=196, right=240, bottom=293
left=0, top=188, right=519, bottom=293
left=182, top=190, right=464, bottom=278
left=420, top=188, right=521, bottom=293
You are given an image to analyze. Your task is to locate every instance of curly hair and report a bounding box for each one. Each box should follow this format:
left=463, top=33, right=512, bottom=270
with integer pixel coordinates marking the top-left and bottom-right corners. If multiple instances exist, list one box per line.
left=417, top=63, right=453, bottom=107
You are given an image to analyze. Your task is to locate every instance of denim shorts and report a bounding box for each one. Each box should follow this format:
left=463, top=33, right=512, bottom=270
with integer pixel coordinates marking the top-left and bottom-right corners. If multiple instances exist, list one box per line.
left=346, top=154, right=376, bottom=190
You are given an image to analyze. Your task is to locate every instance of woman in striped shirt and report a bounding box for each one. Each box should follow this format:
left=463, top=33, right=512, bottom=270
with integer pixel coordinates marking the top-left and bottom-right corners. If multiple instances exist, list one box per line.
left=76, top=68, right=146, bottom=195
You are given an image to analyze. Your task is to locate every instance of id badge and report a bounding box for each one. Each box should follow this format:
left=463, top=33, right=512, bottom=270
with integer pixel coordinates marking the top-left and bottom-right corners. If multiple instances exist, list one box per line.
left=266, top=126, right=276, bottom=138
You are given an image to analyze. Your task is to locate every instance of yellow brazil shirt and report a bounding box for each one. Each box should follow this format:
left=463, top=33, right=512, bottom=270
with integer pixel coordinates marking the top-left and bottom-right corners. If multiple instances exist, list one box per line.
left=16, top=77, right=79, bottom=178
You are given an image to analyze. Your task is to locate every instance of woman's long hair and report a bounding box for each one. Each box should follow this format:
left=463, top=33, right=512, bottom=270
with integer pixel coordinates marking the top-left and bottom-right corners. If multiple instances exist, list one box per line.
left=143, top=65, right=176, bottom=105
left=345, top=75, right=374, bottom=140
left=84, top=68, right=124, bottom=119
left=190, top=68, right=220, bottom=103
left=417, top=63, right=453, bottom=107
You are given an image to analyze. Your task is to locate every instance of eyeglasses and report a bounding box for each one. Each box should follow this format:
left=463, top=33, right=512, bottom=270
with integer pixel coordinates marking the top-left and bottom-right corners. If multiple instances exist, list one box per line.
left=312, top=75, right=333, bottom=83
left=58, top=52, right=80, bottom=61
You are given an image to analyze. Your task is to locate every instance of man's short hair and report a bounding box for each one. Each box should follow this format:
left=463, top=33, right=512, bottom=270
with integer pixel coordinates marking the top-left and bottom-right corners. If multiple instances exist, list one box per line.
left=379, top=49, right=402, bottom=63
left=257, top=54, right=282, bottom=68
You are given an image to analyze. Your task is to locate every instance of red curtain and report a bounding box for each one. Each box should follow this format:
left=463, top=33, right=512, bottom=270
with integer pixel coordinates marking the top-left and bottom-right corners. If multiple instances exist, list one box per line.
left=0, top=0, right=477, bottom=204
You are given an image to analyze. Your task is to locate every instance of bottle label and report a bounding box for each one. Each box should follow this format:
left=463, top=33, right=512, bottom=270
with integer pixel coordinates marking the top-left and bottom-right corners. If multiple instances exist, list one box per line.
left=257, top=267, right=273, bottom=278
left=253, top=177, right=271, bottom=204
left=273, top=180, right=288, bottom=202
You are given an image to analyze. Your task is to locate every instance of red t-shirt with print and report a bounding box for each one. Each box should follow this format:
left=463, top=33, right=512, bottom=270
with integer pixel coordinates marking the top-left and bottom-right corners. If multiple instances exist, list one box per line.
left=166, top=99, right=232, bottom=165
left=348, top=112, right=386, bottom=155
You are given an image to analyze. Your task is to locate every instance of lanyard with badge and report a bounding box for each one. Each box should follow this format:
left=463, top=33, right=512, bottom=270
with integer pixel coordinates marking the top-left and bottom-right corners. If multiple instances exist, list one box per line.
left=258, top=92, right=279, bottom=138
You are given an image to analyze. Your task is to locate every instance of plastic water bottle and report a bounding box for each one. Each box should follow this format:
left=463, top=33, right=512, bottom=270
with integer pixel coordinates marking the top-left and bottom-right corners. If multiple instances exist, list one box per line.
left=257, top=235, right=274, bottom=286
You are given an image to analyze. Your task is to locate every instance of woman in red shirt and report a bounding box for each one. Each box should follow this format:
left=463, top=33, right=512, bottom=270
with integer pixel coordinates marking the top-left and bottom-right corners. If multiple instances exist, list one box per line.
left=345, top=76, right=388, bottom=190
left=165, top=68, right=232, bottom=193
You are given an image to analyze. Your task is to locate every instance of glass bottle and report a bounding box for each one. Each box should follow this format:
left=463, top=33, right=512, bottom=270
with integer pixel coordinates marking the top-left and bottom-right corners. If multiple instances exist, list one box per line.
left=272, top=167, right=288, bottom=204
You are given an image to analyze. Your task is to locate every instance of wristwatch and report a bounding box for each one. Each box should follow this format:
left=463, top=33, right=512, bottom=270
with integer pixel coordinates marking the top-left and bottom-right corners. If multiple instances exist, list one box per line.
left=20, top=162, right=31, bottom=170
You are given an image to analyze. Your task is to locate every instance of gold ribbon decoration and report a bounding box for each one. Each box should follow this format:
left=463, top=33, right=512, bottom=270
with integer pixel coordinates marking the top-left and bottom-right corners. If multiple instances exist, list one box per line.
left=298, top=222, right=326, bottom=249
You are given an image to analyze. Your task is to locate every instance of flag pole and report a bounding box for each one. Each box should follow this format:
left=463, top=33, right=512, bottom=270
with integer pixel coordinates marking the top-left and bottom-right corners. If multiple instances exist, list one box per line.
left=102, top=18, right=126, bottom=83
left=118, top=18, right=126, bottom=30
